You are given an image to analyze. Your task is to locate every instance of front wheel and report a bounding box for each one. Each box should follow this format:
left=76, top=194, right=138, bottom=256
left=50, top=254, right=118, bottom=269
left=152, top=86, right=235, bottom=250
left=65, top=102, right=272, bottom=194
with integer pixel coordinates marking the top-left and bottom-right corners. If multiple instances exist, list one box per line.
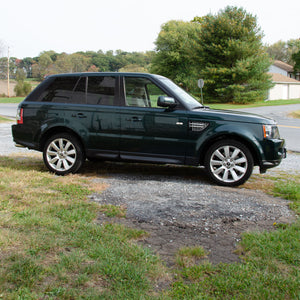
left=43, top=133, right=84, bottom=175
left=204, top=140, right=253, bottom=187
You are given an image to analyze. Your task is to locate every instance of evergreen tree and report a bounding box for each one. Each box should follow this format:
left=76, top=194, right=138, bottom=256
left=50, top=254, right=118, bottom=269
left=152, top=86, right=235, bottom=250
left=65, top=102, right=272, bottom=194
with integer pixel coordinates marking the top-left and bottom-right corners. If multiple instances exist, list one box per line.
left=195, top=6, right=273, bottom=103
left=292, top=50, right=300, bottom=74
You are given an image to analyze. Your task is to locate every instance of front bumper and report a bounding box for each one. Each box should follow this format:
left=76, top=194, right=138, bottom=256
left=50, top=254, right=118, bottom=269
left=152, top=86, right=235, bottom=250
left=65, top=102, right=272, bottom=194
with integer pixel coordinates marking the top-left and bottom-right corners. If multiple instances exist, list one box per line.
left=260, top=139, right=286, bottom=173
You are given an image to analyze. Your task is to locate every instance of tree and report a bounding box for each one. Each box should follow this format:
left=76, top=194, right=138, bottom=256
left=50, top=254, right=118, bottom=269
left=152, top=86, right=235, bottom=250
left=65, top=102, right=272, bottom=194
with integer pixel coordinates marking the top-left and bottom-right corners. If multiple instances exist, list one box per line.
left=266, top=39, right=300, bottom=65
left=265, top=40, right=287, bottom=62
left=194, top=6, right=273, bottom=103
left=19, top=57, right=34, bottom=78
left=150, top=20, right=201, bottom=92
left=32, top=52, right=53, bottom=79
left=292, top=50, right=300, bottom=74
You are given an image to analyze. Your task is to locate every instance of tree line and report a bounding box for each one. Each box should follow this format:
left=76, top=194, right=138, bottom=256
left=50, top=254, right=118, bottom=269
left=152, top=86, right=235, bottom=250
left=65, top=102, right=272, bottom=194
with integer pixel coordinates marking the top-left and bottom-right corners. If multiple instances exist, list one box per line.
left=1, top=6, right=300, bottom=103
left=0, top=50, right=155, bottom=81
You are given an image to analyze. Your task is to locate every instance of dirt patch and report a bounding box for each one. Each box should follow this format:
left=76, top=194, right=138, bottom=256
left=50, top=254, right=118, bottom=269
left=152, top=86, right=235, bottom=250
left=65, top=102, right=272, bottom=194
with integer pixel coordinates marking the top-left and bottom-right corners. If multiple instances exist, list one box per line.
left=84, top=161, right=296, bottom=267
left=0, top=80, right=16, bottom=97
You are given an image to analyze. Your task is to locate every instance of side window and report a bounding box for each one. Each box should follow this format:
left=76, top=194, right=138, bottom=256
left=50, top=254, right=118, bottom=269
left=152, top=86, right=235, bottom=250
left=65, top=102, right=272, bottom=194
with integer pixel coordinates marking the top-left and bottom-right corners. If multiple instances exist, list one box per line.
left=38, top=77, right=79, bottom=103
left=124, top=77, right=168, bottom=108
left=87, top=76, right=116, bottom=105
left=72, top=77, right=87, bottom=104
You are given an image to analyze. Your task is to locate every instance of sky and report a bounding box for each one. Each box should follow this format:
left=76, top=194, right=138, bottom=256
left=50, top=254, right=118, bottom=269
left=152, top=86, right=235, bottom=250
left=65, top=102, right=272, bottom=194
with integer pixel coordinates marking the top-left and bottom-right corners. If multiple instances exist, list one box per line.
left=1, top=0, right=299, bottom=59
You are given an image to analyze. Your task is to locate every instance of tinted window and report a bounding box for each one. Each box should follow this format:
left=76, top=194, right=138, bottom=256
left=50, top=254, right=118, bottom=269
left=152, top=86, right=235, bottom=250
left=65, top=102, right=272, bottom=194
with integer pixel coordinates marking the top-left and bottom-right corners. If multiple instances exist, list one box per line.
left=124, top=77, right=168, bottom=108
left=87, top=76, right=116, bottom=105
left=38, top=77, right=80, bottom=103
left=72, top=77, right=87, bottom=104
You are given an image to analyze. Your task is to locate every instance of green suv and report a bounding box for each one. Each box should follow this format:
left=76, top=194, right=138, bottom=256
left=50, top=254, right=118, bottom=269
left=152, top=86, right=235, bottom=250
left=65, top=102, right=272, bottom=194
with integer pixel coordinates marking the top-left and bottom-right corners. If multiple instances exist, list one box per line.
left=12, top=72, right=286, bottom=186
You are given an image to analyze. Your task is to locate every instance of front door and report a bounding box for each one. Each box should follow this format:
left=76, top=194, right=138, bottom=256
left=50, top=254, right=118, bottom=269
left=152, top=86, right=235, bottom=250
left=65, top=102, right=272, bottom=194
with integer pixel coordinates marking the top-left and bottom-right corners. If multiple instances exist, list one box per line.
left=119, top=76, right=188, bottom=164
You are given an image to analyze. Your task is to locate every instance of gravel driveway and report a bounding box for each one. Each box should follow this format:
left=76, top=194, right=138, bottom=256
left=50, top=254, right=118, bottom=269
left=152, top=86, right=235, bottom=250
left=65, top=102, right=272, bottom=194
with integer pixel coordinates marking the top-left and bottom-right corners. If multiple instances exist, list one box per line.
left=1, top=121, right=298, bottom=266
left=86, top=160, right=296, bottom=265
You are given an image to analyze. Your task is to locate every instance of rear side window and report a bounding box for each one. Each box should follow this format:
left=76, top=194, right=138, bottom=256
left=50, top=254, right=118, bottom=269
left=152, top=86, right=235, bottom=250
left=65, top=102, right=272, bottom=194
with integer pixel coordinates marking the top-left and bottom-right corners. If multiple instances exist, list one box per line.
left=25, top=75, right=116, bottom=105
left=38, top=77, right=81, bottom=103
left=87, top=76, right=116, bottom=105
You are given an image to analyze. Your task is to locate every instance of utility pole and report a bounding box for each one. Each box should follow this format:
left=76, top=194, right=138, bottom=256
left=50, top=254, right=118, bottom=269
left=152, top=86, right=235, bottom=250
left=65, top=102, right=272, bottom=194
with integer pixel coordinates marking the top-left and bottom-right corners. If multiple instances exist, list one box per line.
left=7, top=46, right=10, bottom=98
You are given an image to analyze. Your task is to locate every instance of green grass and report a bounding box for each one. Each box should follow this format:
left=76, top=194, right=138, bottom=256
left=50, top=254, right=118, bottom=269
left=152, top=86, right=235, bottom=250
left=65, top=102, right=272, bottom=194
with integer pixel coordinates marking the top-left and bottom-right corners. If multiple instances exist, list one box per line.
left=0, top=155, right=165, bottom=299
left=207, top=98, right=300, bottom=110
left=0, top=155, right=299, bottom=299
left=0, top=115, right=13, bottom=122
left=273, top=176, right=300, bottom=214
left=0, top=97, right=24, bottom=103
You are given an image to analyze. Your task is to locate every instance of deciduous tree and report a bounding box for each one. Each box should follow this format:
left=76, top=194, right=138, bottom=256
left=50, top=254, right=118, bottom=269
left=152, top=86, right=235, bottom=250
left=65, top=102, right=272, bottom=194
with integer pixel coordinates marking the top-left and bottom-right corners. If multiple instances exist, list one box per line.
left=150, top=20, right=201, bottom=92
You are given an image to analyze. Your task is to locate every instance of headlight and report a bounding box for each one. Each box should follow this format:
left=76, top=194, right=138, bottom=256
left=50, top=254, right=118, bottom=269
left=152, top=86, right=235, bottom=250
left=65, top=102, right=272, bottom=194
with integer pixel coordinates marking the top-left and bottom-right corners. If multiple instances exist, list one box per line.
left=263, top=124, right=280, bottom=139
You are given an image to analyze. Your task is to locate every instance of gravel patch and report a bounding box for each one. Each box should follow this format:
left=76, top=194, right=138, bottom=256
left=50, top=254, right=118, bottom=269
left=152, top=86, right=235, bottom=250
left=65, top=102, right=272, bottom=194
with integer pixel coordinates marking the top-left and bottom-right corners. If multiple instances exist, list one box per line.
left=87, top=161, right=296, bottom=266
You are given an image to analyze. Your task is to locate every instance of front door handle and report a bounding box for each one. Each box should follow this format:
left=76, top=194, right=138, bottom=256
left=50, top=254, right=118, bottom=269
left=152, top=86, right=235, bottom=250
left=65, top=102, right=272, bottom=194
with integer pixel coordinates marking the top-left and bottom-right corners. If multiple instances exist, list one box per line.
left=72, top=113, right=87, bottom=118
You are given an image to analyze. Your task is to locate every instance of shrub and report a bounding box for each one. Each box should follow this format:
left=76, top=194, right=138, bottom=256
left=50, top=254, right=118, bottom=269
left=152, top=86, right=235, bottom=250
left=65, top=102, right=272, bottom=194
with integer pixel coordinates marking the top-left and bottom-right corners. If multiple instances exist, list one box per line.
left=14, top=81, right=32, bottom=97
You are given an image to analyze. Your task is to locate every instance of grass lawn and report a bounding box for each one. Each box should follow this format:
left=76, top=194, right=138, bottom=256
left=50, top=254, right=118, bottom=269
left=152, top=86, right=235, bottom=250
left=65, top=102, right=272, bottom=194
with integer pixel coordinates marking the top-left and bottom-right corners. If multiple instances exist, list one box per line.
left=0, top=155, right=299, bottom=299
left=0, top=116, right=13, bottom=123
left=0, top=155, right=166, bottom=299
left=0, top=97, right=24, bottom=103
left=207, top=99, right=300, bottom=110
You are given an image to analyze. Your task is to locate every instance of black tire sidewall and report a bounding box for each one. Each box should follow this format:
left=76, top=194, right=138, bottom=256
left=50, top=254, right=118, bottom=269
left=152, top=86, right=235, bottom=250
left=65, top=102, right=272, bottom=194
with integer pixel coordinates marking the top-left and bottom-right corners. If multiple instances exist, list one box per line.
left=43, top=133, right=84, bottom=175
left=204, top=139, right=254, bottom=187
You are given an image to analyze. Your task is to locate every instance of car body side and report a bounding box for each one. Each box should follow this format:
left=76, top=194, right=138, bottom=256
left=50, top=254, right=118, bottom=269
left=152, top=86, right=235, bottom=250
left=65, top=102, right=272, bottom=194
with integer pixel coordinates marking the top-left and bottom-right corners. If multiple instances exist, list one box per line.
left=12, top=72, right=285, bottom=176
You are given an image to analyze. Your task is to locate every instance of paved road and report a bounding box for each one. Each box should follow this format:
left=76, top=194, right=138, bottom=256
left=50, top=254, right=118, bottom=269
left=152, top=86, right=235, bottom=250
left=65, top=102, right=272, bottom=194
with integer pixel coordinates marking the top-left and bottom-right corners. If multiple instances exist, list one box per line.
left=237, top=104, right=300, bottom=153
left=0, top=103, right=18, bottom=119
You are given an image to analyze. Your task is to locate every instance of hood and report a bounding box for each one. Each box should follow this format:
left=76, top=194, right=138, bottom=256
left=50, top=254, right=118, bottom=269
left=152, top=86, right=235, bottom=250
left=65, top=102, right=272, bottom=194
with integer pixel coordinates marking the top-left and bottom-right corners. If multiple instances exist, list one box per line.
left=191, top=108, right=276, bottom=125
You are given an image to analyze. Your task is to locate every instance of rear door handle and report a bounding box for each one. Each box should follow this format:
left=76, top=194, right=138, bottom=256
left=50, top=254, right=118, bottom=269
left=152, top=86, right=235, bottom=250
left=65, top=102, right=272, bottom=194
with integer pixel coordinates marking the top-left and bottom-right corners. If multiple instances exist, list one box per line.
left=126, top=117, right=142, bottom=122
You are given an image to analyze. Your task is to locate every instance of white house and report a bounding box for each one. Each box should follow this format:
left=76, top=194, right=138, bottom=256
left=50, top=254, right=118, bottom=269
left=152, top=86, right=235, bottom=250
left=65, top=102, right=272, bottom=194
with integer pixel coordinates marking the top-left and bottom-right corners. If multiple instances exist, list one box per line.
left=269, top=60, right=300, bottom=81
left=267, top=72, right=300, bottom=100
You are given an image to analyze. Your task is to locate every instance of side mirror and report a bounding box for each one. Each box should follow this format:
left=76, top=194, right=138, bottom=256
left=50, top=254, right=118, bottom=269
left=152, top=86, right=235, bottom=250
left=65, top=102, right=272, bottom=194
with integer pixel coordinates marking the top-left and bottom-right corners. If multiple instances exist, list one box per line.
left=157, top=96, right=177, bottom=108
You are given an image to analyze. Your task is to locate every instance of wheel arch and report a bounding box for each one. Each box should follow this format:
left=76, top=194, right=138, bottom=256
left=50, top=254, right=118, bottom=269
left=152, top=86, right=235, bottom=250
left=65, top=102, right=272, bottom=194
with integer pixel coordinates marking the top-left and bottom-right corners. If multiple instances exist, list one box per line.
left=39, top=126, right=85, bottom=155
left=199, top=133, right=261, bottom=167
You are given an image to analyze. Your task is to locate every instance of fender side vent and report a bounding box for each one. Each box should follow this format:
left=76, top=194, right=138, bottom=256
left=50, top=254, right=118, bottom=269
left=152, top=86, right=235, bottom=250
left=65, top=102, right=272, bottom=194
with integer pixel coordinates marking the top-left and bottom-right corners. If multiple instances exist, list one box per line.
left=189, top=122, right=209, bottom=132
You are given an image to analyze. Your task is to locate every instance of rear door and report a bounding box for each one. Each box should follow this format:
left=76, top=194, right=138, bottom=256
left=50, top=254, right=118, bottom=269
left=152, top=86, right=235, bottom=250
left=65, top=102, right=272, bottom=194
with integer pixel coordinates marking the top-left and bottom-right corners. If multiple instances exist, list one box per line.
left=85, top=75, right=121, bottom=159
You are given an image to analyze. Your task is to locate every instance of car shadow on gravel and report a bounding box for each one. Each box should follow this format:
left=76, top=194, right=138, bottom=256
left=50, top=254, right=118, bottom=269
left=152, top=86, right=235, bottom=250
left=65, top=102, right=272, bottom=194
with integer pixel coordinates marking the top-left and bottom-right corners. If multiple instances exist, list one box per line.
left=82, top=160, right=296, bottom=267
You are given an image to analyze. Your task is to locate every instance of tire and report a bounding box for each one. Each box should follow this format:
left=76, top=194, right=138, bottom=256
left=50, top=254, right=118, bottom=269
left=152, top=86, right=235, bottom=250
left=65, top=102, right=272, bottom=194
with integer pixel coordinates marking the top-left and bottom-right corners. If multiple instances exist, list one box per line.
left=204, top=139, right=253, bottom=187
left=43, top=133, right=84, bottom=175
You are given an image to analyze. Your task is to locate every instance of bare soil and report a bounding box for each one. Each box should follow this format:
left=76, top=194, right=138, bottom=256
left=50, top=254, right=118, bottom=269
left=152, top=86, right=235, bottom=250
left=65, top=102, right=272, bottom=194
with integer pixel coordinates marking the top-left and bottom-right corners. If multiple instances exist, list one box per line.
left=0, top=80, right=16, bottom=97
left=84, top=161, right=296, bottom=267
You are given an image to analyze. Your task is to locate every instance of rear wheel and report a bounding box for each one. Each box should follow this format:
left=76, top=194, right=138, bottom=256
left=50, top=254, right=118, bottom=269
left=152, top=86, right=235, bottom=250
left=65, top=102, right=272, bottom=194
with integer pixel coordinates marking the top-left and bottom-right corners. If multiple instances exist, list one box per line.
left=43, top=133, right=84, bottom=175
left=204, top=139, right=253, bottom=186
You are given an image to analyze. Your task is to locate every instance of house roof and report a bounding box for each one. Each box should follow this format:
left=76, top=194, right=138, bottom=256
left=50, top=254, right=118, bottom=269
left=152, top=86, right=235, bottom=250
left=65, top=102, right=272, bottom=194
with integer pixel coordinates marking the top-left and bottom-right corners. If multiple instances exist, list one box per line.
left=273, top=60, right=294, bottom=72
left=269, top=72, right=300, bottom=83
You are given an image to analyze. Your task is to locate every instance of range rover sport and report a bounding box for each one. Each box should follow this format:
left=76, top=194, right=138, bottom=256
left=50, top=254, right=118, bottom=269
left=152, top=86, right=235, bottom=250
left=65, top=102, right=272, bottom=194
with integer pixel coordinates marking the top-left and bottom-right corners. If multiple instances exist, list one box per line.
left=12, top=72, right=286, bottom=186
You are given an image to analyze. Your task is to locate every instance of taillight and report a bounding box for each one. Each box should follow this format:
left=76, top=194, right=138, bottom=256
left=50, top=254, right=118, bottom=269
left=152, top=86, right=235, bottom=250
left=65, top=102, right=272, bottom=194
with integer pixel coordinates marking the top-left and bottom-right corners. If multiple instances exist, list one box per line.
left=17, top=108, right=24, bottom=124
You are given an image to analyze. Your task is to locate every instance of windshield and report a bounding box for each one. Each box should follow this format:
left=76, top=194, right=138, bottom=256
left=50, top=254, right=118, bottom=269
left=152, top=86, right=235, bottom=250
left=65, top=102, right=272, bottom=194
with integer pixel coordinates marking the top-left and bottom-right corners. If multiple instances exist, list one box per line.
left=159, top=77, right=203, bottom=109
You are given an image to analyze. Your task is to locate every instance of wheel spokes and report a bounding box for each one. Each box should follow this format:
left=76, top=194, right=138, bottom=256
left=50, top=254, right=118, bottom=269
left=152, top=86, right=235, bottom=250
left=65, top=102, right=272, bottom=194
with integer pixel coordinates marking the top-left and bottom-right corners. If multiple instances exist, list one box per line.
left=210, top=145, right=248, bottom=183
left=46, top=138, right=77, bottom=172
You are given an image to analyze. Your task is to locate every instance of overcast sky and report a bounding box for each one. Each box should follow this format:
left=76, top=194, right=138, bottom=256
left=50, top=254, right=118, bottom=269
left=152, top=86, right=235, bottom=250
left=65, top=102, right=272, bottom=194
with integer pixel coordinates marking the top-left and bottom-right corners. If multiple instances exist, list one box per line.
left=1, top=0, right=299, bottom=58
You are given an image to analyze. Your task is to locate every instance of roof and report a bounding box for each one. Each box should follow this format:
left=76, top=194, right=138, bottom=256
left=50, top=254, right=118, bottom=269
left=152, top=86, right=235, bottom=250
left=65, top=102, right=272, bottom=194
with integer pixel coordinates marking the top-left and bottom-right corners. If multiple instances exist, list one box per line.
left=273, top=60, right=294, bottom=72
left=269, top=72, right=300, bottom=83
